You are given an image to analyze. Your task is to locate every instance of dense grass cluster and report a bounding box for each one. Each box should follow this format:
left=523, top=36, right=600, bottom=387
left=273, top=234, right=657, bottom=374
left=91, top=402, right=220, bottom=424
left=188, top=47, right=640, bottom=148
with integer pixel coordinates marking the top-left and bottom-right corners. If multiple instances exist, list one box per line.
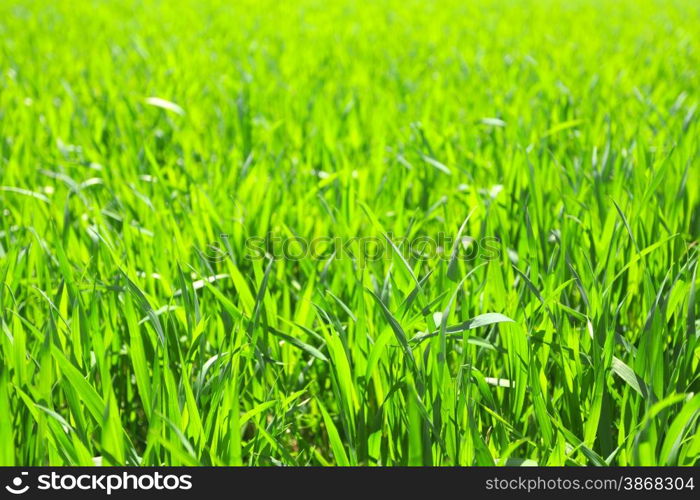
left=1, top=0, right=699, bottom=466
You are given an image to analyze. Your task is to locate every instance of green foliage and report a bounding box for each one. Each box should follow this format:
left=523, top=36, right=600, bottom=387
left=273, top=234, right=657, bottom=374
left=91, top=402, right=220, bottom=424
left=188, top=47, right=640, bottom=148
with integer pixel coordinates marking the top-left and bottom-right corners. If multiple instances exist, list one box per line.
left=0, top=0, right=699, bottom=465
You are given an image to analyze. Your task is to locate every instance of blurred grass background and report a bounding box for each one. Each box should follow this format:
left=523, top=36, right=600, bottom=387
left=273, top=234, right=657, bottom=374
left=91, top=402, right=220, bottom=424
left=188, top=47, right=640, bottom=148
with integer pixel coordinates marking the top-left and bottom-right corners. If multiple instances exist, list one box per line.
left=0, top=0, right=699, bottom=466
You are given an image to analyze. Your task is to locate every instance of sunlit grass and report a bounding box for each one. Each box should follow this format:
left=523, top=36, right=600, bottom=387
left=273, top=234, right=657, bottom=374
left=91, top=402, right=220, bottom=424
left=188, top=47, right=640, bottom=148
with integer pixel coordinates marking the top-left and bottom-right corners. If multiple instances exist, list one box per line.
left=0, top=0, right=699, bottom=466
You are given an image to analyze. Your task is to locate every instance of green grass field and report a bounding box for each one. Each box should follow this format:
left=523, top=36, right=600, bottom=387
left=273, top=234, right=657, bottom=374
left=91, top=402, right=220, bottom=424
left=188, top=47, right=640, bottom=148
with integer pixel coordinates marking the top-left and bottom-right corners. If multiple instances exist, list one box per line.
left=1, top=0, right=699, bottom=466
